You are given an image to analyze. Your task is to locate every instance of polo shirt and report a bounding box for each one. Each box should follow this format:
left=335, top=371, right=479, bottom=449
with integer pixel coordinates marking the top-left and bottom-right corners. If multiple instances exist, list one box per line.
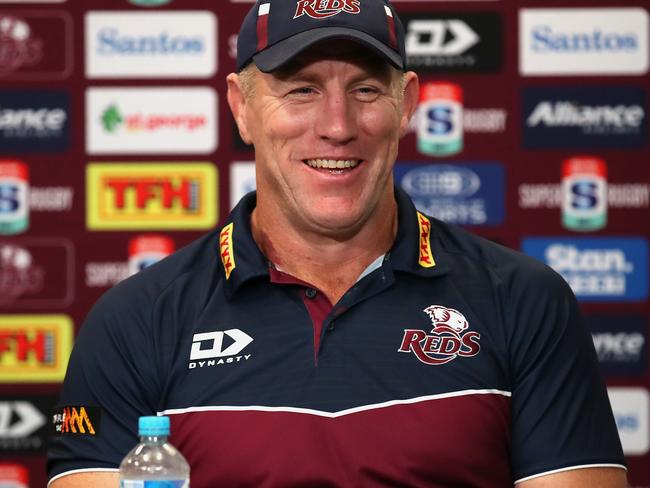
left=48, top=188, right=625, bottom=487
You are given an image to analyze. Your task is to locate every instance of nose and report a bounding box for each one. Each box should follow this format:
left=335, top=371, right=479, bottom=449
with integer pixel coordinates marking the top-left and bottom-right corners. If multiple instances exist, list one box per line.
left=316, top=90, right=357, bottom=145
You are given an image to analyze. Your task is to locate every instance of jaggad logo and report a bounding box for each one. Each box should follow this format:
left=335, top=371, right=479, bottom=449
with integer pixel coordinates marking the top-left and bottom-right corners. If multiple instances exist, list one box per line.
left=398, top=305, right=480, bottom=365
left=294, top=0, right=361, bottom=19
left=189, top=329, right=253, bottom=369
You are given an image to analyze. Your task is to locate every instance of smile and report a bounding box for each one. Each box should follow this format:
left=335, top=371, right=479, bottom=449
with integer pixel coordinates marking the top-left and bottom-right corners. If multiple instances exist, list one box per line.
left=304, top=159, right=361, bottom=169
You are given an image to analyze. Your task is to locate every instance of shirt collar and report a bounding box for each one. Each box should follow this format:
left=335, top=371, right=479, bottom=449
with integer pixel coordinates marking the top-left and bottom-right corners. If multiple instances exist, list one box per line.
left=218, top=187, right=451, bottom=298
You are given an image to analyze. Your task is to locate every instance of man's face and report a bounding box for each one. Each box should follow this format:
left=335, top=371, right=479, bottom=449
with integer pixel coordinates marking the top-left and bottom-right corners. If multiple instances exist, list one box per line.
left=230, top=40, right=417, bottom=237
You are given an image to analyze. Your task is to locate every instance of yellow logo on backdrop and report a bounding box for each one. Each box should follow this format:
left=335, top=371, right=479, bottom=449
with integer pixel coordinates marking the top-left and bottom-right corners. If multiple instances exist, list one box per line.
left=86, top=163, right=218, bottom=230
left=0, top=315, right=73, bottom=383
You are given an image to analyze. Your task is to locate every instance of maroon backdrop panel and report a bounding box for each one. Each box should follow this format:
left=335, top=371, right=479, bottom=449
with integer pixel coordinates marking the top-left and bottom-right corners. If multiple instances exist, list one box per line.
left=0, top=1, right=648, bottom=487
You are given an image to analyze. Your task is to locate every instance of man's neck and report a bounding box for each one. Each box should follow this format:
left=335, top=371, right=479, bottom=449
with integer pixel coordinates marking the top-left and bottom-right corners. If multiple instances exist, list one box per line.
left=251, top=198, right=398, bottom=305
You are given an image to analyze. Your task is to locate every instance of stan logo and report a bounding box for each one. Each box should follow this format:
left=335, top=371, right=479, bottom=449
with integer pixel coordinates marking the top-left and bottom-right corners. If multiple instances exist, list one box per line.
left=398, top=305, right=480, bottom=365
left=52, top=406, right=99, bottom=436
left=294, top=0, right=361, bottom=19
left=220, top=223, right=235, bottom=279
left=189, top=329, right=253, bottom=369
left=417, top=211, right=435, bottom=268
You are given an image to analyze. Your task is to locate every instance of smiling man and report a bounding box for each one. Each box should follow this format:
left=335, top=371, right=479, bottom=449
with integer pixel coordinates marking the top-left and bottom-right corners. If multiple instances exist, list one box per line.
left=48, top=1, right=627, bottom=487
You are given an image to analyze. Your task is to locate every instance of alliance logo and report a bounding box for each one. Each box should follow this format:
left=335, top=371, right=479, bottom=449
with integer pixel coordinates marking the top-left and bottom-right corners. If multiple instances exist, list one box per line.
left=189, top=329, right=253, bottom=369
left=294, top=0, right=361, bottom=19
left=396, top=163, right=505, bottom=226
left=398, top=305, right=480, bottom=365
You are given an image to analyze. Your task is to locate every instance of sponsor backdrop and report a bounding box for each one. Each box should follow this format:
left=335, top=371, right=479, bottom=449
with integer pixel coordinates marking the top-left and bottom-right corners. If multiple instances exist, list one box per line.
left=0, top=0, right=648, bottom=485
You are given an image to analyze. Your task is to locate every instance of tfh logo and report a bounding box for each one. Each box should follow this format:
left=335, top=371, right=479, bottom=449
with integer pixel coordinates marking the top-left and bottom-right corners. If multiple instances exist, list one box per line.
left=398, top=305, right=480, bottom=365
left=294, top=0, right=361, bottom=19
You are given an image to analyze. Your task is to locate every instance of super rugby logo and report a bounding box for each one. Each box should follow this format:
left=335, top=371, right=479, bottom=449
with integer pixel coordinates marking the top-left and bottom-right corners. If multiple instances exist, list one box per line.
left=398, top=305, right=480, bottom=365
left=294, top=0, right=361, bottom=19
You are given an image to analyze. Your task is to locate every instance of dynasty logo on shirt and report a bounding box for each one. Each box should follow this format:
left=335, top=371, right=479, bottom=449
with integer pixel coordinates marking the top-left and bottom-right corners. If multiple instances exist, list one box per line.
left=398, top=305, right=480, bottom=365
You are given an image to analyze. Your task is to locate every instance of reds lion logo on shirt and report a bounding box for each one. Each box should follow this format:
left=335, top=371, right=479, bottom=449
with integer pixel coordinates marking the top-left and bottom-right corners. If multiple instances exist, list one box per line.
left=398, top=305, right=481, bottom=365
left=294, top=0, right=361, bottom=20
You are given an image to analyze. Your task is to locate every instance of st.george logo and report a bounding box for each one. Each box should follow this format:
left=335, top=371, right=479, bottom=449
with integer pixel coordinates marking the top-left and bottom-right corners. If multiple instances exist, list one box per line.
left=398, top=305, right=480, bottom=365
left=294, top=0, right=361, bottom=20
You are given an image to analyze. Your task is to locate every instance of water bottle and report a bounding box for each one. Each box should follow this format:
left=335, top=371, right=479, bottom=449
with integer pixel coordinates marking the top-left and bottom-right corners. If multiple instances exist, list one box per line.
left=119, top=416, right=190, bottom=488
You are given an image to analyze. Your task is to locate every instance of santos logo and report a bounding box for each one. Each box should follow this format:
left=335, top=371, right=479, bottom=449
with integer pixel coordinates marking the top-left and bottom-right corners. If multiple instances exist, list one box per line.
left=520, top=8, right=649, bottom=75
left=189, top=329, right=253, bottom=369
left=85, top=11, right=216, bottom=78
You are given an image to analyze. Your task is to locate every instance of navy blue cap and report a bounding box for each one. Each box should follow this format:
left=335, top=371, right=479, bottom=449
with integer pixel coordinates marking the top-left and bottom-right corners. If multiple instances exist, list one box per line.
left=236, top=0, right=406, bottom=73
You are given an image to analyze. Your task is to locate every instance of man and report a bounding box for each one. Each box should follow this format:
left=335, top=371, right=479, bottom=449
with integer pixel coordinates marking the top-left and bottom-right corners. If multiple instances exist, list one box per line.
left=48, top=1, right=627, bottom=486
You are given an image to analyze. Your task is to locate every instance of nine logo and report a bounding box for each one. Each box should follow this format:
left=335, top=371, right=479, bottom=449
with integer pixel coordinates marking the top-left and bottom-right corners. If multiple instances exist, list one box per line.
left=417, top=82, right=463, bottom=157
left=0, top=315, right=73, bottom=383
left=86, top=163, right=218, bottom=230
left=522, top=237, right=649, bottom=302
left=0, top=161, right=28, bottom=235
left=395, top=162, right=505, bottom=226
left=561, top=156, right=607, bottom=232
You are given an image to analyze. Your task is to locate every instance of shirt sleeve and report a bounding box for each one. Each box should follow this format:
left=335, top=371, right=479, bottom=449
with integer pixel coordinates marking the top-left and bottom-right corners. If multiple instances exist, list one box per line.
left=47, top=279, right=162, bottom=483
left=504, top=258, right=626, bottom=482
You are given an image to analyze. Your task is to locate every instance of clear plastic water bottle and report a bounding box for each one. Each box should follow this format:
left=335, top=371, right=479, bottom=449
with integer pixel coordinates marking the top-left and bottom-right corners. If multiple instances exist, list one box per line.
left=119, top=416, right=190, bottom=488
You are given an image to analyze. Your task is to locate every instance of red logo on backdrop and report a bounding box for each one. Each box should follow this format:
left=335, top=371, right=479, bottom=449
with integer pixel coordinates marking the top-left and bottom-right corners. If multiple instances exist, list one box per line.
left=398, top=305, right=480, bottom=365
left=294, top=0, right=361, bottom=19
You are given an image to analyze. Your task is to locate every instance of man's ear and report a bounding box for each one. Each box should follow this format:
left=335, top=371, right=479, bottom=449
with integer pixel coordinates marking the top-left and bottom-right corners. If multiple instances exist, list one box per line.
left=226, top=72, right=253, bottom=145
left=399, top=71, right=419, bottom=138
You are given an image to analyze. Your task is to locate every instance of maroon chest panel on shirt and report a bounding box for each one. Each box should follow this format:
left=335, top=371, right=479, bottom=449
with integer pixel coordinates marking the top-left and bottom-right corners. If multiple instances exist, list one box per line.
left=168, top=393, right=512, bottom=488
left=269, top=267, right=333, bottom=357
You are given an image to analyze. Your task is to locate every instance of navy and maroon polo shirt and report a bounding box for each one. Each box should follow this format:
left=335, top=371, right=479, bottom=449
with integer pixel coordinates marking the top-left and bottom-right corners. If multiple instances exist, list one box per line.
left=48, top=188, right=625, bottom=487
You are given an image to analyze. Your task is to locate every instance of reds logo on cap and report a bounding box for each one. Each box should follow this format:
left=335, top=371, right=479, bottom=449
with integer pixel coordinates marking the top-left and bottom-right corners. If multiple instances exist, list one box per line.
left=398, top=305, right=480, bottom=365
left=294, top=0, right=361, bottom=20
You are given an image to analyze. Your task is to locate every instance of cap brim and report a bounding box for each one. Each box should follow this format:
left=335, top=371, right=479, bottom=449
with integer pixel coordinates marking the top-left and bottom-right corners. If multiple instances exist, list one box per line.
left=252, top=27, right=404, bottom=73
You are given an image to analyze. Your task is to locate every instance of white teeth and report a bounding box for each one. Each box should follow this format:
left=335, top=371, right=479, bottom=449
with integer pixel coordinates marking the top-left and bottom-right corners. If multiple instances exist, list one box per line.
left=305, top=159, right=360, bottom=169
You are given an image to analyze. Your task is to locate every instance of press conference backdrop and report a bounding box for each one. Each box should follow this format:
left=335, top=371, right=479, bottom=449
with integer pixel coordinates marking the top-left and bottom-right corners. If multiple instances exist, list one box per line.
left=0, top=0, right=648, bottom=486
